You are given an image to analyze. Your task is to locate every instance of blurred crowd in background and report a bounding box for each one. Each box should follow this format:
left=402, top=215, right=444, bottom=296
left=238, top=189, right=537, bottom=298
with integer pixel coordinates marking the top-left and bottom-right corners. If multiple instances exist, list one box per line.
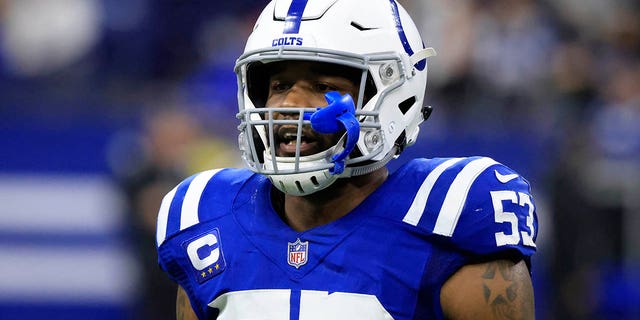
left=0, top=0, right=638, bottom=319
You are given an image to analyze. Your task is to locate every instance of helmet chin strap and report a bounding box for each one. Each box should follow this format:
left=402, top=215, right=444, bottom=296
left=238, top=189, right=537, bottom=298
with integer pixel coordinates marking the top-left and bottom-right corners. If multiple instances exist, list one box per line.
left=304, top=91, right=360, bottom=175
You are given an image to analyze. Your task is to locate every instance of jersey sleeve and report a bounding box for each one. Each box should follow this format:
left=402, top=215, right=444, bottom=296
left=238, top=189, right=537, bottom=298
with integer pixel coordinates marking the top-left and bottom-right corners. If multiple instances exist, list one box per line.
left=154, top=168, right=252, bottom=318
left=156, top=169, right=223, bottom=249
left=403, top=157, right=538, bottom=261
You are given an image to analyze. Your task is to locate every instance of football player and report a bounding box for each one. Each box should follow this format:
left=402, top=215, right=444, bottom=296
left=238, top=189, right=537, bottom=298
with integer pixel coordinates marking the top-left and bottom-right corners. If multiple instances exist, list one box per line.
left=156, top=0, right=538, bottom=319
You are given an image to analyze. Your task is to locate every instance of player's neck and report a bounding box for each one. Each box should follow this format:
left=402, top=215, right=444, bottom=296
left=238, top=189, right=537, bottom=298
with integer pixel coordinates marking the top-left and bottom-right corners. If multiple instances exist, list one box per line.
left=274, top=167, right=389, bottom=232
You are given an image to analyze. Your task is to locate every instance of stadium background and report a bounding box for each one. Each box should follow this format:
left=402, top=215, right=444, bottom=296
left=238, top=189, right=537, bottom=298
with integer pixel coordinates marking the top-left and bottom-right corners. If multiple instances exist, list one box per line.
left=0, top=0, right=638, bottom=319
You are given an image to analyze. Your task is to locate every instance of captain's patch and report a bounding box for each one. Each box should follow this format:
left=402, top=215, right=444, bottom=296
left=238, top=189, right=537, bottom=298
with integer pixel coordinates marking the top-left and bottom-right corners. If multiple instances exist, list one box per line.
left=183, top=228, right=226, bottom=284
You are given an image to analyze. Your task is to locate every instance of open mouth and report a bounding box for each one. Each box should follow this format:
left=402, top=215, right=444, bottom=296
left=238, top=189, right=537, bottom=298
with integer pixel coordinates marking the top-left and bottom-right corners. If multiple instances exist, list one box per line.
left=275, top=126, right=319, bottom=157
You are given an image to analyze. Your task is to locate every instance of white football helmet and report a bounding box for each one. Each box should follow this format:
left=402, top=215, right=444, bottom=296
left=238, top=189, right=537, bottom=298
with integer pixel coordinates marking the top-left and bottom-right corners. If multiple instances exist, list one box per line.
left=235, top=0, right=436, bottom=196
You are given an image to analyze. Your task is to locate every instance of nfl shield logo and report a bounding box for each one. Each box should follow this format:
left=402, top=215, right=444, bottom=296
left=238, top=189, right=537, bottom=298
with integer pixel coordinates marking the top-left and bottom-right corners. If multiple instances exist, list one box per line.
left=287, top=238, right=309, bottom=269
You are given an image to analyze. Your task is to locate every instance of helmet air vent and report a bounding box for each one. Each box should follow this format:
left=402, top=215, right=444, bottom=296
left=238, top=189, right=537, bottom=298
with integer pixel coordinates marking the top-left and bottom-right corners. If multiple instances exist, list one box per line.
left=398, top=96, right=416, bottom=115
left=295, top=181, right=304, bottom=194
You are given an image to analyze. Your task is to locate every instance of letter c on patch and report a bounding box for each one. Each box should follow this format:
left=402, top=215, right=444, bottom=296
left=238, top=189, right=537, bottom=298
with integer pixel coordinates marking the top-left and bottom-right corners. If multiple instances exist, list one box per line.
left=187, top=234, right=219, bottom=271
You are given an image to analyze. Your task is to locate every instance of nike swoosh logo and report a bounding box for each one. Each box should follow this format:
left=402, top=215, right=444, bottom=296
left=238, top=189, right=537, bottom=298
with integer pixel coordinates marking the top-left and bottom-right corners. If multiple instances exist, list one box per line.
left=494, top=170, right=519, bottom=184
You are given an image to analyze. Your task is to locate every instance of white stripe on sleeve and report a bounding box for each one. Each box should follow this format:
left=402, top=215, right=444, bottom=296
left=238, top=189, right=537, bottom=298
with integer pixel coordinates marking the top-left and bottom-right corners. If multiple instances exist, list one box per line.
left=402, top=158, right=464, bottom=226
left=180, top=169, right=222, bottom=231
left=433, top=157, right=498, bottom=236
left=156, top=186, right=178, bottom=247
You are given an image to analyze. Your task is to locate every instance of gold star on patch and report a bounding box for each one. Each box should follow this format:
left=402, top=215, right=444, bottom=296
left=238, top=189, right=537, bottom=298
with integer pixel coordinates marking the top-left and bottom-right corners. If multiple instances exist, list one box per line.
left=201, top=271, right=206, bottom=278
left=208, top=267, right=213, bottom=274
left=215, top=263, right=220, bottom=270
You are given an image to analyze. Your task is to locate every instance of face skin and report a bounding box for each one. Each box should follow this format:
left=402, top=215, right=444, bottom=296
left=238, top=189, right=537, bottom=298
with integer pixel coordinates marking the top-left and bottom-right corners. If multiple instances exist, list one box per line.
left=265, top=61, right=360, bottom=157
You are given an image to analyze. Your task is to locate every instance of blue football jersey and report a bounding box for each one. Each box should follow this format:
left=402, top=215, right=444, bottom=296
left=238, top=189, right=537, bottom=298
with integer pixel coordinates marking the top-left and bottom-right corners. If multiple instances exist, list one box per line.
left=156, top=157, right=537, bottom=319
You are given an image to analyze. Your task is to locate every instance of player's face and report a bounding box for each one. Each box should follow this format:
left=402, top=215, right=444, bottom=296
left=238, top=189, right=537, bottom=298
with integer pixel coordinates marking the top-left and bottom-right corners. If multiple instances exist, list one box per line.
left=265, top=61, right=359, bottom=157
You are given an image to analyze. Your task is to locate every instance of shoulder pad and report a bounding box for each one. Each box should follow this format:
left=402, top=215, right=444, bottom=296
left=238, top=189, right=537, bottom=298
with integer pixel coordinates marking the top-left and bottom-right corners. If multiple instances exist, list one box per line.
left=156, top=168, right=253, bottom=247
left=401, top=157, right=537, bottom=258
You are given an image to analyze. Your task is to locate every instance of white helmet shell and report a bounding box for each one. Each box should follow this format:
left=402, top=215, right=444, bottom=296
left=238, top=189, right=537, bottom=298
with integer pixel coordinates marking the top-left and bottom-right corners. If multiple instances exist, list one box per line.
left=235, top=0, right=435, bottom=195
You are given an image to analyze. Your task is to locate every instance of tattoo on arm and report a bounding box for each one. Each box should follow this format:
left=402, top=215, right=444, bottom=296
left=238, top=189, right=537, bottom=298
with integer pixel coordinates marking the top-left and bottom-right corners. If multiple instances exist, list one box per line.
left=481, top=260, right=533, bottom=320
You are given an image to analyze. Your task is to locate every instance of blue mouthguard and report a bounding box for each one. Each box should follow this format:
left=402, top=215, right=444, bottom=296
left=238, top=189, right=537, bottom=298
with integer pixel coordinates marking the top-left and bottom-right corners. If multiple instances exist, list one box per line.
left=303, top=91, right=360, bottom=175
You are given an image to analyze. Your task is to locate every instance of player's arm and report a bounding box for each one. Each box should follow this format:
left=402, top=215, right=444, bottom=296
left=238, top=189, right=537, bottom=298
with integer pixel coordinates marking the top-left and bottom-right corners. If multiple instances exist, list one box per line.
left=177, top=285, right=199, bottom=320
left=440, top=259, right=534, bottom=320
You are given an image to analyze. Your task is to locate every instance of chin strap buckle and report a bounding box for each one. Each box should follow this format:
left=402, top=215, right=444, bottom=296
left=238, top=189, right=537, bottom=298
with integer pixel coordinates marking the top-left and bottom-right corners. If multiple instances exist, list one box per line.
left=303, top=91, right=359, bottom=175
